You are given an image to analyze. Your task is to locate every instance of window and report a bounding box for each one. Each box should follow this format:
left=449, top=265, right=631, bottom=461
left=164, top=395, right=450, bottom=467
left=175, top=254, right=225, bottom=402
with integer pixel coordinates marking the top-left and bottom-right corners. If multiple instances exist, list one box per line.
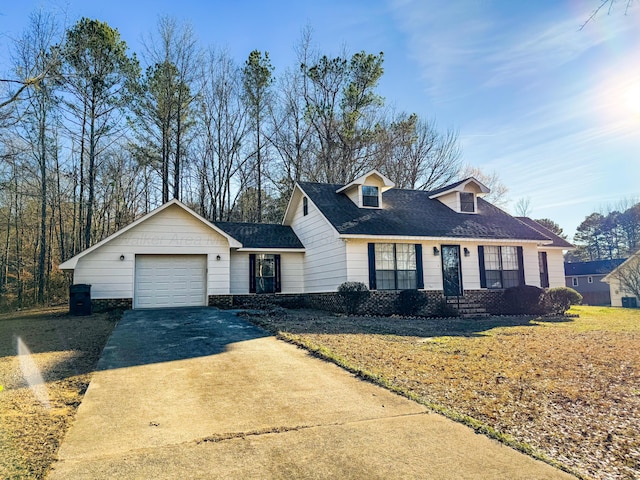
left=588, top=276, right=593, bottom=284
left=303, top=197, right=308, bottom=216
left=538, top=251, right=549, bottom=288
left=249, top=254, right=281, bottom=294
left=572, top=277, right=578, bottom=287
left=482, top=246, right=522, bottom=289
left=460, top=192, right=475, bottom=212
left=370, top=243, right=421, bottom=290
left=362, top=185, right=379, bottom=207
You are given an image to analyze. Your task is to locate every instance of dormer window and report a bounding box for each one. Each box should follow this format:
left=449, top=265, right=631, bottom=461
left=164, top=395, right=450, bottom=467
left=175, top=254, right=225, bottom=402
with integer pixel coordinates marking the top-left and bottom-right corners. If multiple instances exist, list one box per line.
left=362, top=186, right=379, bottom=207
left=460, top=192, right=475, bottom=213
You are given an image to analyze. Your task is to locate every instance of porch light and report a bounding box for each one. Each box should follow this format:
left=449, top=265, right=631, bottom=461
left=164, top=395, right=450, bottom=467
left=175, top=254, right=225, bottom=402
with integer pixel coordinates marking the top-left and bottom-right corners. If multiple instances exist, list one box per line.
left=119, top=255, right=125, bottom=261
left=463, top=247, right=470, bottom=257
left=433, top=246, right=440, bottom=256
left=216, top=255, right=221, bottom=261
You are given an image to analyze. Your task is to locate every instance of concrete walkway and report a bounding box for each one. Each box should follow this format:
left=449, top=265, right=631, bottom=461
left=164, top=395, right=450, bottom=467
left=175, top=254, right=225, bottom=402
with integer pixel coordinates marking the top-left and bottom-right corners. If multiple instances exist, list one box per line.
left=48, top=308, right=573, bottom=479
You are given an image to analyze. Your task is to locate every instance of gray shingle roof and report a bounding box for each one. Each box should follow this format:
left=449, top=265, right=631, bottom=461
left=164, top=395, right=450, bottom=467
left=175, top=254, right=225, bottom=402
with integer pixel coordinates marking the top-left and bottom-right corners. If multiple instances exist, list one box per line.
left=214, top=222, right=303, bottom=249
left=298, top=181, right=552, bottom=241
left=515, top=217, right=574, bottom=248
left=564, top=258, right=626, bottom=276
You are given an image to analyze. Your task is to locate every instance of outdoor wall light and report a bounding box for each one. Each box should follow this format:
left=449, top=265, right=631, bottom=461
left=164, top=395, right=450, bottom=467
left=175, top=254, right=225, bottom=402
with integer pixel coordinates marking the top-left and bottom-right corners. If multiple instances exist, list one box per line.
left=216, top=255, right=221, bottom=261
left=433, top=246, right=440, bottom=256
left=463, top=247, right=470, bottom=257
left=119, top=255, right=125, bottom=261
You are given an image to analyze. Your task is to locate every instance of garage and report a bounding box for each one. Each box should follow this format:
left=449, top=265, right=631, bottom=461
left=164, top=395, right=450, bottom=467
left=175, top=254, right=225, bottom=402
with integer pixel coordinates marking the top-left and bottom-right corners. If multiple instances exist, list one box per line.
left=134, top=255, right=207, bottom=309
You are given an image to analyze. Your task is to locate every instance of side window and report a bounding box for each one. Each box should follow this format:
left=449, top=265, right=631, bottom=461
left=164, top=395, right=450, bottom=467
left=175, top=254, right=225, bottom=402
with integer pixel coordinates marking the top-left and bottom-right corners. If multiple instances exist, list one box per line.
left=572, top=277, right=579, bottom=287
left=362, top=186, right=379, bottom=207
left=588, top=276, right=593, bottom=284
left=303, top=197, right=308, bottom=216
left=460, top=192, right=475, bottom=212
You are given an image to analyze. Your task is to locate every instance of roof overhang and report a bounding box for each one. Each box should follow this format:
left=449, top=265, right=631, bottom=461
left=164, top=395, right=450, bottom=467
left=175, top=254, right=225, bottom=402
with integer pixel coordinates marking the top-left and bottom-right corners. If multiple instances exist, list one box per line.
left=429, top=177, right=490, bottom=199
left=336, top=169, right=395, bottom=194
left=58, top=199, right=242, bottom=271
left=236, top=248, right=306, bottom=253
left=339, top=234, right=546, bottom=244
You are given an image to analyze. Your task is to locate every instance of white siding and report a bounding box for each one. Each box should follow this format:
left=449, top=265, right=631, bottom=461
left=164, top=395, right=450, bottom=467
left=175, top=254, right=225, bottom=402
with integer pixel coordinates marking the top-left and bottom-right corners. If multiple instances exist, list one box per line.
left=543, top=249, right=566, bottom=288
left=229, top=251, right=304, bottom=294
left=289, top=192, right=347, bottom=292
left=73, top=204, right=231, bottom=299
left=608, top=277, right=623, bottom=307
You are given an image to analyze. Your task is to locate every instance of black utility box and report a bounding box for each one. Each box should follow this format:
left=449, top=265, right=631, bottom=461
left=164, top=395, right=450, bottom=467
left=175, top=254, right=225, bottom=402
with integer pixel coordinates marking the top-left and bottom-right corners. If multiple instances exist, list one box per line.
left=621, top=296, right=637, bottom=308
left=69, top=284, right=92, bottom=315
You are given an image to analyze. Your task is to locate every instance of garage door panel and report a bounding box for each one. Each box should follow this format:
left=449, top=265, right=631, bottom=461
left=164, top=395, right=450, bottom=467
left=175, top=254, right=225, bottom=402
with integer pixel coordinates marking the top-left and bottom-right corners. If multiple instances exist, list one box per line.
left=134, top=255, right=207, bottom=309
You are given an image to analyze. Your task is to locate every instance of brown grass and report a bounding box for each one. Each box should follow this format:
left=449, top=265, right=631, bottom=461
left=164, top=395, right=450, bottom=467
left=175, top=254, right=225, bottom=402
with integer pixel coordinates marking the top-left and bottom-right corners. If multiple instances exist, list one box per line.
left=246, top=306, right=640, bottom=480
left=0, top=307, right=119, bottom=480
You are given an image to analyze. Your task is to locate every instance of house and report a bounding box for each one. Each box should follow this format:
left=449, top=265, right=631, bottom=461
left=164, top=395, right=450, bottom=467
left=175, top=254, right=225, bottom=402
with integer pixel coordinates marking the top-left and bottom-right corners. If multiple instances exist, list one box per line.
left=564, top=258, right=626, bottom=305
left=59, top=170, right=572, bottom=313
left=602, top=251, right=640, bottom=307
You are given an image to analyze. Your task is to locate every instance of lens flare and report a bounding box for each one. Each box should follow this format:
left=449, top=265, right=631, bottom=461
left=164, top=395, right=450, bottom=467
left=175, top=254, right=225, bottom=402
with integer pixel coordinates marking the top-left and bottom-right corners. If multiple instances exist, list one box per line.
left=17, top=337, right=51, bottom=409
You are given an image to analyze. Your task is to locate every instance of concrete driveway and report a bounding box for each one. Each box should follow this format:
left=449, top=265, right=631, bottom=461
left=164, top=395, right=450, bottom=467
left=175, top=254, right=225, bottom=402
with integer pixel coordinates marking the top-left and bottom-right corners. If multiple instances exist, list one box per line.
left=48, top=308, right=573, bottom=479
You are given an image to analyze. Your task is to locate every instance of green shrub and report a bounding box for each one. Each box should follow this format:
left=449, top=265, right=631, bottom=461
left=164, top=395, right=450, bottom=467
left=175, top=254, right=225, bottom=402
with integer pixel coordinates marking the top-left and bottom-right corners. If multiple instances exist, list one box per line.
left=337, top=282, right=370, bottom=315
left=502, top=285, right=546, bottom=315
left=397, top=289, right=428, bottom=316
left=544, top=287, right=582, bottom=315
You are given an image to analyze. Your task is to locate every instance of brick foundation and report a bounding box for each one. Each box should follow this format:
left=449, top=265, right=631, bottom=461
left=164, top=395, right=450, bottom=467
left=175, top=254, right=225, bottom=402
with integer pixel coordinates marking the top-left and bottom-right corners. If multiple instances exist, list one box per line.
left=91, top=298, right=132, bottom=312
left=208, top=295, right=233, bottom=308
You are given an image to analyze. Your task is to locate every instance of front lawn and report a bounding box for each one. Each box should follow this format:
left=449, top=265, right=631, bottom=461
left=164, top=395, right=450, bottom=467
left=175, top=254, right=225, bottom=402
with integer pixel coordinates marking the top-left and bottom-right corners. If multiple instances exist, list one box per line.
left=247, top=306, right=640, bottom=480
left=0, top=307, right=119, bottom=480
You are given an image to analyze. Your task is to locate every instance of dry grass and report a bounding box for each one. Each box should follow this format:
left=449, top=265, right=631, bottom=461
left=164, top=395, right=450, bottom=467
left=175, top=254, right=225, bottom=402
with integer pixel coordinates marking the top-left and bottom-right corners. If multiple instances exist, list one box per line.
left=0, top=307, right=119, bottom=480
left=246, top=306, right=640, bottom=480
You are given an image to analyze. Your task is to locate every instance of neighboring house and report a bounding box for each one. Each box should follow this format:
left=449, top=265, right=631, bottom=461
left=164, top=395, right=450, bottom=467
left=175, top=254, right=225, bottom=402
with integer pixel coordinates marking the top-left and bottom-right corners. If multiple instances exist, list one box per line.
left=564, top=259, right=626, bottom=306
left=59, top=170, right=572, bottom=312
left=602, top=251, right=640, bottom=307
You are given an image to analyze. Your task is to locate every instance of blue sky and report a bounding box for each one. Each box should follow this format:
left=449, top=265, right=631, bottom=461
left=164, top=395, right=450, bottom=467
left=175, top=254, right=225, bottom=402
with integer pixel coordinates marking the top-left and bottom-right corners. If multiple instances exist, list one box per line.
left=1, top=0, right=638, bottom=239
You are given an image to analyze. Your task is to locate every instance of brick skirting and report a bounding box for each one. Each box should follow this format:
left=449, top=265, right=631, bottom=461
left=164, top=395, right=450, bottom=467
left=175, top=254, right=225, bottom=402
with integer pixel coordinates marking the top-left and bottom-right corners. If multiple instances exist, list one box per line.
left=85, top=290, right=506, bottom=317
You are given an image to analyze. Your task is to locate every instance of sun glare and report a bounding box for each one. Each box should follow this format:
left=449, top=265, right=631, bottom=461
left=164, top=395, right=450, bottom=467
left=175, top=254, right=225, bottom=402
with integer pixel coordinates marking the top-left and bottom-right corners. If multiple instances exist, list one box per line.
left=622, top=82, right=640, bottom=115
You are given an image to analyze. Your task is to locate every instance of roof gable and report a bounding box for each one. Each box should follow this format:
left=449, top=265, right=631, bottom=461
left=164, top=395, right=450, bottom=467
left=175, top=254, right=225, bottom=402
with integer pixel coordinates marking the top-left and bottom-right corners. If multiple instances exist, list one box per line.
left=336, top=169, right=395, bottom=194
left=59, top=199, right=242, bottom=270
left=428, top=177, right=490, bottom=199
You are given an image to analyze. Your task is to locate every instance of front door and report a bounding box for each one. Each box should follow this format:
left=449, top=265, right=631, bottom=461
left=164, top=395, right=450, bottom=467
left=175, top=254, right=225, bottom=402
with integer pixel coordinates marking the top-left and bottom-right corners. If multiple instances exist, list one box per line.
left=538, top=252, right=549, bottom=288
left=441, top=245, right=463, bottom=297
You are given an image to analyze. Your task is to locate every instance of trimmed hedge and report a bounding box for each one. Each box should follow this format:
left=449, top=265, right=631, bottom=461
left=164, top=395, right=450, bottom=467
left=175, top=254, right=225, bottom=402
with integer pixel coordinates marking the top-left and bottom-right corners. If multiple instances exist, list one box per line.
left=544, top=287, right=582, bottom=315
left=337, top=282, right=370, bottom=314
left=397, top=289, right=428, bottom=316
left=502, top=285, right=546, bottom=315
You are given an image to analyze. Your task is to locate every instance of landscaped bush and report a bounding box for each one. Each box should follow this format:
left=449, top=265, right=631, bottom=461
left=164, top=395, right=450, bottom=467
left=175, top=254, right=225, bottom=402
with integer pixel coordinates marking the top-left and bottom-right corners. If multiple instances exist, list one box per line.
left=397, top=289, right=428, bottom=316
left=502, top=285, right=546, bottom=315
left=337, top=282, right=370, bottom=314
left=544, top=287, right=582, bottom=315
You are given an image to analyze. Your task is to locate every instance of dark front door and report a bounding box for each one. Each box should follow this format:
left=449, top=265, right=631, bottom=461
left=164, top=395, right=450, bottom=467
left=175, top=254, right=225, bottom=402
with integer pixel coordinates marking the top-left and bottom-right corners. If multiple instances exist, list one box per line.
left=442, top=245, right=463, bottom=297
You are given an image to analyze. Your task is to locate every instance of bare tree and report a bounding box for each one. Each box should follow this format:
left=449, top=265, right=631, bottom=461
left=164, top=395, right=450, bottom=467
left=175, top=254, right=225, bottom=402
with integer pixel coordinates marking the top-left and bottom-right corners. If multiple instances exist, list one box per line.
left=581, top=0, right=636, bottom=29
left=514, top=197, right=531, bottom=217
left=459, top=165, right=509, bottom=207
left=379, top=113, right=461, bottom=190
left=141, top=16, right=201, bottom=202
left=195, top=48, right=247, bottom=221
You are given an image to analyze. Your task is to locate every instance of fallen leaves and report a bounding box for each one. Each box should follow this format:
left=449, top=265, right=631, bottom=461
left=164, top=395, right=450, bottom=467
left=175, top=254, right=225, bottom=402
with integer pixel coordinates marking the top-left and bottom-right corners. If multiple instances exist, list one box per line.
left=249, top=306, right=640, bottom=480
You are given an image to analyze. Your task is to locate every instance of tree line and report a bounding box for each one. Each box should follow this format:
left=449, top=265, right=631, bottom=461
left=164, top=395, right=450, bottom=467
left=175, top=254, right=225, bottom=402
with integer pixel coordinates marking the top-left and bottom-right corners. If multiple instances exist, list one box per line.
left=0, top=13, right=467, bottom=308
left=567, top=201, right=640, bottom=262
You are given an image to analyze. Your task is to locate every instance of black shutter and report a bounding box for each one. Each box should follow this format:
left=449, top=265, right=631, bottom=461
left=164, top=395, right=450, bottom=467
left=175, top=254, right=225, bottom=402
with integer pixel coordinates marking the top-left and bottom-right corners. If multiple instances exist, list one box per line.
left=368, top=243, right=376, bottom=290
left=517, top=246, right=525, bottom=286
left=478, top=246, right=486, bottom=288
left=274, top=255, right=282, bottom=293
left=415, top=244, right=424, bottom=289
left=249, top=254, right=256, bottom=293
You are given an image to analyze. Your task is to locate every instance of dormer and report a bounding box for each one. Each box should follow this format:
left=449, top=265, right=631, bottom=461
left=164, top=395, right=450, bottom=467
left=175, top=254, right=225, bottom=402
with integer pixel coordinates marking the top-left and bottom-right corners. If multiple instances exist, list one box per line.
left=336, top=170, right=395, bottom=209
left=428, top=177, right=490, bottom=214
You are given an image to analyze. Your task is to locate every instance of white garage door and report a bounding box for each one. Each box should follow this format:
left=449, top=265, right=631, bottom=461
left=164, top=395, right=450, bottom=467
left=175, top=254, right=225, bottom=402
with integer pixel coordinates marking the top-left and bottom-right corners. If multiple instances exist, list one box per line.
left=134, top=255, right=207, bottom=309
